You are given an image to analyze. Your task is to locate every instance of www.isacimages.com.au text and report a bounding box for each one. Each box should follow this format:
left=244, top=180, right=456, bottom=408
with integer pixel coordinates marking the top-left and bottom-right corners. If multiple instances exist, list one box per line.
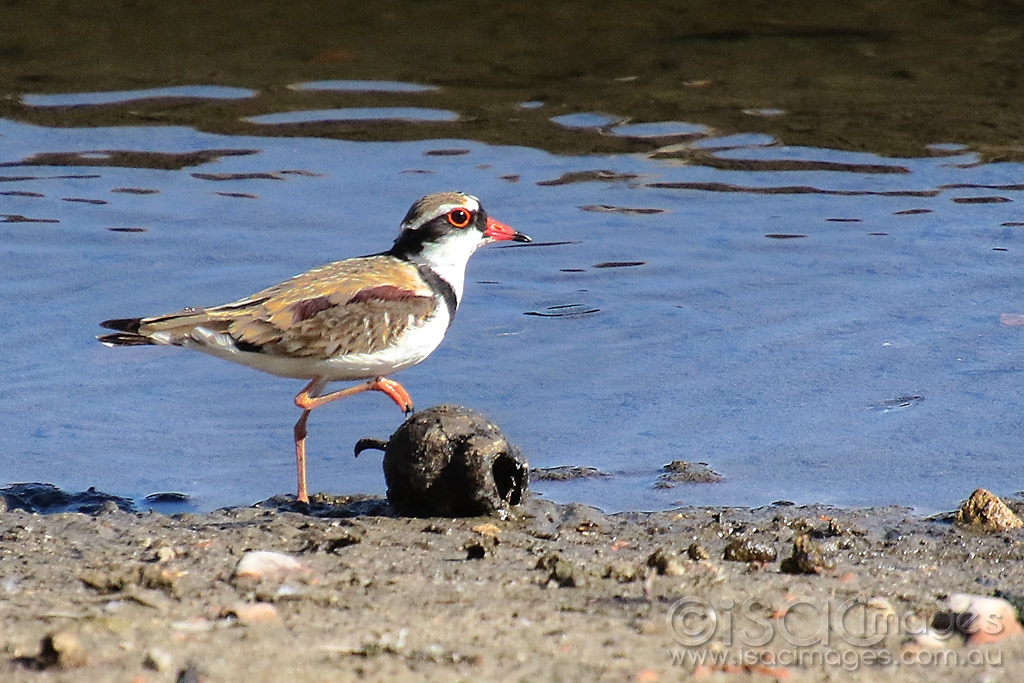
left=669, top=646, right=1002, bottom=671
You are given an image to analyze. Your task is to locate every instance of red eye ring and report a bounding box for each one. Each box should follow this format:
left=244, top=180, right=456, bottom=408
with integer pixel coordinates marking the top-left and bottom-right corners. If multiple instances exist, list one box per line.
left=446, top=208, right=472, bottom=228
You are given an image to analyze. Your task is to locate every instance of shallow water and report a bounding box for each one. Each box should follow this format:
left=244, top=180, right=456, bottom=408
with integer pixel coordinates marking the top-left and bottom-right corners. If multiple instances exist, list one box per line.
left=2, top=111, right=1023, bottom=514
left=4, top=2, right=1024, bottom=513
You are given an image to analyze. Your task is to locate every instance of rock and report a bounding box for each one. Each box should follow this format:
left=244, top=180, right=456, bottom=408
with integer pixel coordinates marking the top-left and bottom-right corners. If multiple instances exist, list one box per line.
left=993, top=589, right=1024, bottom=623
left=908, top=628, right=949, bottom=650
left=604, top=560, right=643, bottom=582
left=80, top=566, right=138, bottom=593
left=536, top=552, right=581, bottom=587
left=300, top=524, right=365, bottom=553
left=655, top=461, right=723, bottom=488
left=687, top=543, right=709, bottom=561
left=155, top=546, right=178, bottom=562
left=780, top=534, right=834, bottom=574
left=379, top=405, right=529, bottom=517
left=554, top=502, right=610, bottom=533
left=144, top=647, right=175, bottom=672
left=233, top=551, right=310, bottom=582
left=935, top=594, right=1024, bottom=645
left=954, top=489, right=1023, bottom=532
left=723, top=538, right=777, bottom=564
left=646, top=547, right=686, bottom=576
left=464, top=538, right=496, bottom=559
left=170, top=618, right=215, bottom=633
left=471, top=522, right=501, bottom=538
left=176, top=661, right=207, bottom=683
left=464, top=526, right=500, bottom=559
left=96, top=500, right=121, bottom=514
left=229, top=602, right=281, bottom=624
left=866, top=596, right=897, bottom=620
left=36, top=630, right=88, bottom=669
left=79, top=562, right=181, bottom=597
left=144, top=492, right=191, bottom=503
left=125, top=586, right=173, bottom=611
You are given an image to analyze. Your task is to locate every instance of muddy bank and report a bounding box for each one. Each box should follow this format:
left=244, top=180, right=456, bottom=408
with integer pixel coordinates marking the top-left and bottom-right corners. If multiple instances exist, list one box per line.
left=1, top=493, right=1021, bottom=682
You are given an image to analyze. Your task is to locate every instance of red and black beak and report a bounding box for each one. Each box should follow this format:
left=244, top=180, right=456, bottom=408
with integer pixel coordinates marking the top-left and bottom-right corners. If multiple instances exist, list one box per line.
left=484, top=217, right=531, bottom=243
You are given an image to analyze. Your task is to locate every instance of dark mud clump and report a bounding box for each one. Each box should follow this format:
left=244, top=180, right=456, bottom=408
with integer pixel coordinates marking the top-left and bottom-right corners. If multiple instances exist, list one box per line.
left=376, top=405, right=529, bottom=517
left=530, top=466, right=609, bottom=482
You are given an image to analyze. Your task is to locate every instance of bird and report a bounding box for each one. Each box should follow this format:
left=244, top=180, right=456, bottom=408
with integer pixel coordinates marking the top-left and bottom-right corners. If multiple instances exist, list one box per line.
left=98, top=191, right=531, bottom=503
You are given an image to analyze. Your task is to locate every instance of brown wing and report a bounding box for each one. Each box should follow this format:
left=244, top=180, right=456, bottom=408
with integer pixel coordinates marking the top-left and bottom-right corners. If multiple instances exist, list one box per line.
left=133, top=256, right=437, bottom=357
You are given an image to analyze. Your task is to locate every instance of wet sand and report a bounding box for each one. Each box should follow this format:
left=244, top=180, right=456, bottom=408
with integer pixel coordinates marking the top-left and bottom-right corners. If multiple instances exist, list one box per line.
left=1, top=494, right=1021, bottom=682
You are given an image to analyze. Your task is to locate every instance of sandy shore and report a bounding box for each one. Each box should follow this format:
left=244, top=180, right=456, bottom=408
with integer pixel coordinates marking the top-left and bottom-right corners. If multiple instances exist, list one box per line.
left=0, top=492, right=1021, bottom=682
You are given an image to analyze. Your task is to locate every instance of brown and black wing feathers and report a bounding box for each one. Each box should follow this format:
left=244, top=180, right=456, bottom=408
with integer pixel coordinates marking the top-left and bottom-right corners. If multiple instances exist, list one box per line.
left=256, top=285, right=436, bottom=357
left=100, top=256, right=438, bottom=358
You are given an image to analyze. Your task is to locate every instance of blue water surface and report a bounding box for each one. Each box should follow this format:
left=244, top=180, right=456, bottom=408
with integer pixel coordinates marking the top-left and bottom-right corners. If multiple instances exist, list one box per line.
left=2, top=117, right=1023, bottom=513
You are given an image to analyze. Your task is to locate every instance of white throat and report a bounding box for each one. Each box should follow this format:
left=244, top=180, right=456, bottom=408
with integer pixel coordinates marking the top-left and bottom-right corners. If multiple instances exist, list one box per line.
left=408, top=228, right=488, bottom=304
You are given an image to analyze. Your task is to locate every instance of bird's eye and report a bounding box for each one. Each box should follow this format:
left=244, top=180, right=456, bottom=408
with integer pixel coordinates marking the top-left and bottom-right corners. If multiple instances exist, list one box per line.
left=446, top=208, right=472, bottom=228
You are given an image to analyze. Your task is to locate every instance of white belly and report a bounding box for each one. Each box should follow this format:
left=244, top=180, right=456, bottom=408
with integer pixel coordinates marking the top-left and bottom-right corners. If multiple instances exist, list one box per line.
left=179, top=307, right=451, bottom=382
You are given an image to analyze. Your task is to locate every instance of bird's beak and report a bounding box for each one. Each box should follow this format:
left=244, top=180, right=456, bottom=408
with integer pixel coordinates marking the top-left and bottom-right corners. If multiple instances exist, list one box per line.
left=485, top=217, right=531, bottom=243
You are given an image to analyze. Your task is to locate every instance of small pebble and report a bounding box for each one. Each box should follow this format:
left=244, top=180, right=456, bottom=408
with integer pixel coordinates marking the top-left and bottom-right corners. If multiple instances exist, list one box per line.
left=723, top=538, right=777, bottom=564
left=171, top=617, right=215, bottom=633
left=866, top=596, right=896, bottom=619
left=687, top=543, right=709, bottom=561
left=233, top=551, right=310, bottom=582
left=229, top=602, right=280, bottom=624
left=38, top=630, right=87, bottom=669
left=471, top=522, right=501, bottom=538
left=604, top=560, right=643, bottom=582
left=156, top=546, right=178, bottom=562
left=144, top=647, right=174, bottom=672
left=176, top=661, right=206, bottom=683
left=646, top=547, right=686, bottom=576
left=537, top=552, right=581, bottom=587
left=465, top=540, right=495, bottom=560
left=909, top=628, right=949, bottom=650
left=125, top=586, right=172, bottom=611
left=97, top=500, right=121, bottom=515
left=780, top=534, right=834, bottom=574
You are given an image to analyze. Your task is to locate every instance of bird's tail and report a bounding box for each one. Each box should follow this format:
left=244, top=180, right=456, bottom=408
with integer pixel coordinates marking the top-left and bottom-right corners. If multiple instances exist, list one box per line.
left=97, top=318, right=154, bottom=346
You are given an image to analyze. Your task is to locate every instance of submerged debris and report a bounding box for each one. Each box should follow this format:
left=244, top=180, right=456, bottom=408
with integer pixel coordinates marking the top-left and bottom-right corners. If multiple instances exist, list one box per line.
left=530, top=466, right=609, bottom=482
left=655, top=461, right=723, bottom=488
left=578, top=204, right=667, bottom=215
left=145, top=492, right=191, bottom=503
left=536, top=169, right=641, bottom=186
left=0, top=483, right=135, bottom=514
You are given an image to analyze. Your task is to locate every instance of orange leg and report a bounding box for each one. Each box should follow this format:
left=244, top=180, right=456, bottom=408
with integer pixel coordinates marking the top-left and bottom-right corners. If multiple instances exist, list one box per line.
left=292, top=376, right=414, bottom=503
